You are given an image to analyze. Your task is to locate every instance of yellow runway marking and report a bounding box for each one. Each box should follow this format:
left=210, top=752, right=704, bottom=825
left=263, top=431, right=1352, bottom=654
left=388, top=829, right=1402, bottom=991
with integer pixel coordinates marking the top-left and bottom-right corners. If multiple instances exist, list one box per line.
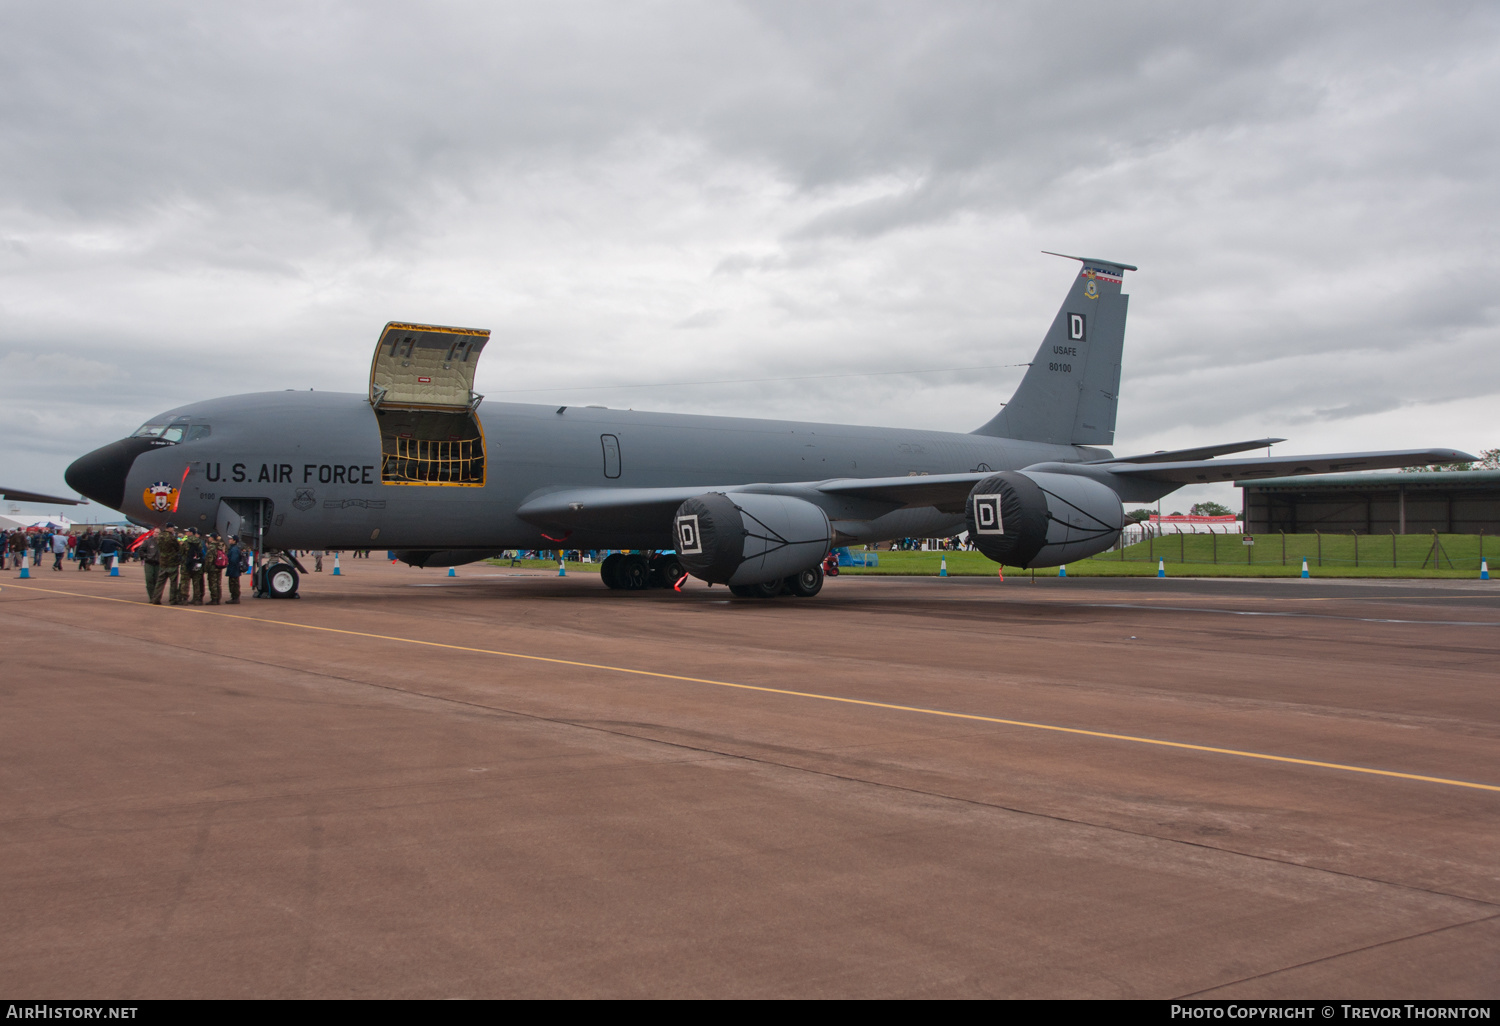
left=8, top=582, right=1500, bottom=794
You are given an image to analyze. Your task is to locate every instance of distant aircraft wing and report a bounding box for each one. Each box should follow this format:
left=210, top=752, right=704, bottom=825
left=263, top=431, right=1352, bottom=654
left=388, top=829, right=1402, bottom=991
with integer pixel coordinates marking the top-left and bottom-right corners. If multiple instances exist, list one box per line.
left=1080, top=448, right=1476, bottom=484
left=0, top=486, right=83, bottom=505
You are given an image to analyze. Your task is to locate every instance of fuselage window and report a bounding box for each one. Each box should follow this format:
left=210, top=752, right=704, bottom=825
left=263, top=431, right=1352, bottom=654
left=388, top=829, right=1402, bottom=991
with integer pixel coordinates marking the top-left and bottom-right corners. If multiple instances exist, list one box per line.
left=185, top=425, right=212, bottom=442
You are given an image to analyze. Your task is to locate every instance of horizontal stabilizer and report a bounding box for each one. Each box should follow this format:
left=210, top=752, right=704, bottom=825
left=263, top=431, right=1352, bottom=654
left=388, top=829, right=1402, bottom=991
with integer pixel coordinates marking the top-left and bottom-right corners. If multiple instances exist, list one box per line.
left=1095, top=448, right=1475, bottom=484
left=1089, top=438, right=1286, bottom=465
left=1039, top=251, right=1138, bottom=272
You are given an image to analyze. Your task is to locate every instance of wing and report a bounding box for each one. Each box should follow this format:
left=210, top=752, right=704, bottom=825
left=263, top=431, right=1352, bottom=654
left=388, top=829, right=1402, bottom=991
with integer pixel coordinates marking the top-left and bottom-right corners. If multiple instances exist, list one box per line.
left=516, top=448, right=1476, bottom=534
left=0, top=486, right=83, bottom=505
left=518, top=486, right=718, bottom=535
left=813, top=473, right=991, bottom=513
left=517, top=473, right=991, bottom=534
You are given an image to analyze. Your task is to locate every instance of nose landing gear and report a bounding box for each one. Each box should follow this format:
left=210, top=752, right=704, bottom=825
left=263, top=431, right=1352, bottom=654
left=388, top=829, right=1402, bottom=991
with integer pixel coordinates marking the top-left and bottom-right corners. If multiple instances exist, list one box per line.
left=253, top=550, right=305, bottom=599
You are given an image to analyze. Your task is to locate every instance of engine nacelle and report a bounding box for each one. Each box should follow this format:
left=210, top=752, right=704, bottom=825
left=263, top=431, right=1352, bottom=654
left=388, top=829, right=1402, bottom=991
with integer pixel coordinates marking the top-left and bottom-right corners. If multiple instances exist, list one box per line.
left=674, top=492, right=832, bottom=586
left=966, top=471, right=1123, bottom=568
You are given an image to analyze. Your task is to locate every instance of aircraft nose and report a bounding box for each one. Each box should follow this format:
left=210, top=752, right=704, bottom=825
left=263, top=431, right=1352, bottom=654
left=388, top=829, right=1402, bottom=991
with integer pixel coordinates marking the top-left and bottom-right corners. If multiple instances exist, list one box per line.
left=65, top=438, right=148, bottom=511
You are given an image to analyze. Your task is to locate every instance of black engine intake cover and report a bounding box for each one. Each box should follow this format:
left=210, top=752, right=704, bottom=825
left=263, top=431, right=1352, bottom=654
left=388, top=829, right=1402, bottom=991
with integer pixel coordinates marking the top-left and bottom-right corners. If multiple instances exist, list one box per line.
left=966, top=470, right=1124, bottom=568
left=675, top=492, right=832, bottom=586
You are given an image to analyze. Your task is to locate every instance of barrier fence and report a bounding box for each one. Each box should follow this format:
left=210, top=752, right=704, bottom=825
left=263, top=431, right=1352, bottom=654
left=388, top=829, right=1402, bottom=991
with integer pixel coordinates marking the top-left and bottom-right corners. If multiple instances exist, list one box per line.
left=1112, top=528, right=1487, bottom=569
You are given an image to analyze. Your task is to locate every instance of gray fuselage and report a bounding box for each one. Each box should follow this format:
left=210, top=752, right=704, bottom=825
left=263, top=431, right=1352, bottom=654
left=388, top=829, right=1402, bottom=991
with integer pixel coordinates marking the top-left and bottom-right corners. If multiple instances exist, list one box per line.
left=120, top=391, right=1103, bottom=551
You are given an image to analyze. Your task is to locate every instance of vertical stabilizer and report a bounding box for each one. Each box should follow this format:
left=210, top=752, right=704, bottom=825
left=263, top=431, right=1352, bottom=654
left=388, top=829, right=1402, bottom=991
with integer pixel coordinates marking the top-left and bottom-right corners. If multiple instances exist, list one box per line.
left=973, top=253, right=1134, bottom=446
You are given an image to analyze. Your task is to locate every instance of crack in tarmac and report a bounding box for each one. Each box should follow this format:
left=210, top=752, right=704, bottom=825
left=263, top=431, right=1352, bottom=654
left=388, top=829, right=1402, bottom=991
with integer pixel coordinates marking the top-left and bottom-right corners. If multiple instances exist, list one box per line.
left=1177, top=910, right=1500, bottom=998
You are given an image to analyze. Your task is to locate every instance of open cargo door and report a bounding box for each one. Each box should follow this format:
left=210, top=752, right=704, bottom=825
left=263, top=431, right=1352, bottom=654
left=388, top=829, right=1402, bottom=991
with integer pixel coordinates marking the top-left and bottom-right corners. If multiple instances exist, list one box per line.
left=369, top=322, right=491, bottom=487
left=370, top=322, right=489, bottom=411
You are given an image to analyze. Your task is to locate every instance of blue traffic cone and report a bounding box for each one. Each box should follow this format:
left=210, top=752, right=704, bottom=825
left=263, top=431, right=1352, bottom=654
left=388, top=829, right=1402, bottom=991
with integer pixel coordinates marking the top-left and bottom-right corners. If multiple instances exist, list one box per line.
left=448, top=566, right=456, bottom=577
left=557, top=557, right=566, bottom=577
left=332, top=553, right=341, bottom=576
left=1058, top=564, right=1066, bottom=577
left=939, top=554, right=948, bottom=577
left=1481, top=559, right=1489, bottom=580
left=1301, top=558, right=1310, bottom=579
left=109, top=554, right=120, bottom=577
left=19, top=552, right=30, bottom=579
left=1157, top=559, right=1165, bottom=578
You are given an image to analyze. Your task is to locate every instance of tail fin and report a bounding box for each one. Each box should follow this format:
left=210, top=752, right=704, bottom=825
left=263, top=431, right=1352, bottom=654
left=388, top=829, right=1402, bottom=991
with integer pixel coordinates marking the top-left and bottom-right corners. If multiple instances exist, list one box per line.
left=972, top=252, right=1135, bottom=446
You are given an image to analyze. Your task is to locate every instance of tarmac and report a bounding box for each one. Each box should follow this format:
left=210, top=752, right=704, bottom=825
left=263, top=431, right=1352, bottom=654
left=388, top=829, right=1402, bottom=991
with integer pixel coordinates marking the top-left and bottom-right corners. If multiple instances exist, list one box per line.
left=2, top=558, right=1497, bottom=998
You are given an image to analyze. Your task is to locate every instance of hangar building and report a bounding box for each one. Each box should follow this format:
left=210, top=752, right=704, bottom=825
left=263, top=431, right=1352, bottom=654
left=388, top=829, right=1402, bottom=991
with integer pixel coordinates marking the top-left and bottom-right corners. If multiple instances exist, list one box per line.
left=1240, top=470, right=1500, bottom=535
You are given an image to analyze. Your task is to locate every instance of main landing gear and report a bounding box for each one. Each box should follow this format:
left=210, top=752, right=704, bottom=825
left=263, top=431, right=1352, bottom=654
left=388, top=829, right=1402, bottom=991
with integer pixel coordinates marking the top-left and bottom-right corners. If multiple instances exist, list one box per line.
left=728, top=565, right=823, bottom=599
left=598, top=553, right=824, bottom=599
left=600, top=552, right=685, bottom=592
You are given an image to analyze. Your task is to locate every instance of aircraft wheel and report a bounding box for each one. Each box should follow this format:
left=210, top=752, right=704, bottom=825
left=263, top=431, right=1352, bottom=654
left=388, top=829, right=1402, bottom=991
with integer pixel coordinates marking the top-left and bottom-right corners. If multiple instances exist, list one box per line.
left=619, top=553, right=650, bottom=591
left=600, top=553, right=624, bottom=589
left=787, top=565, right=823, bottom=598
left=264, top=562, right=299, bottom=599
left=649, top=554, right=684, bottom=589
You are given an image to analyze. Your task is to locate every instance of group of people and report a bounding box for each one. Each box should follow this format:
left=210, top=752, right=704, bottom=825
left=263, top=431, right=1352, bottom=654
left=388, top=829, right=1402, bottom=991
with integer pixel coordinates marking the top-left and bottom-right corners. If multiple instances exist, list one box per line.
left=887, top=536, right=974, bottom=552
left=3, top=525, right=147, bottom=572
left=136, top=524, right=250, bottom=606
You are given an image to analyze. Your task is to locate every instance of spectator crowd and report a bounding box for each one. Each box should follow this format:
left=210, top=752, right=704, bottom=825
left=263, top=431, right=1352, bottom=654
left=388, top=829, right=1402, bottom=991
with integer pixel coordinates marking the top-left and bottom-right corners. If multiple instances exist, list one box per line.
left=2, top=524, right=150, bottom=572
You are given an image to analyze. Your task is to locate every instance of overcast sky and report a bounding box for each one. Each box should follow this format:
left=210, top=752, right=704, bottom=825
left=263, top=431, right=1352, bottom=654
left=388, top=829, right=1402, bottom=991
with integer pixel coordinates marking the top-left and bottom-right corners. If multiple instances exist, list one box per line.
left=3, top=2, right=1496, bottom=519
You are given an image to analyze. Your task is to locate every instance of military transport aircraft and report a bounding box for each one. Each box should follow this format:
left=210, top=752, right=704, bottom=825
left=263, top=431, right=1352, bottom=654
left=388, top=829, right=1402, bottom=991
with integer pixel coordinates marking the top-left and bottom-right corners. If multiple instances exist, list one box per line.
left=65, top=253, right=1472, bottom=599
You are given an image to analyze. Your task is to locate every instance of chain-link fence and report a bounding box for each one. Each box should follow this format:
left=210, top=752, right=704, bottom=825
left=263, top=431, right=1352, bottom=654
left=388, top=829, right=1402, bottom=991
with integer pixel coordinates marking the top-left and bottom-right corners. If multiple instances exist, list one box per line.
left=1110, top=528, right=1489, bottom=570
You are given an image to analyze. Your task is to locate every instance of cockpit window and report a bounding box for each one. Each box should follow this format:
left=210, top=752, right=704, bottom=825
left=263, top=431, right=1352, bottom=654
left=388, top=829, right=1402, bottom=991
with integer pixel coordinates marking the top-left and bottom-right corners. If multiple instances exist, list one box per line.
left=131, top=417, right=209, bottom=442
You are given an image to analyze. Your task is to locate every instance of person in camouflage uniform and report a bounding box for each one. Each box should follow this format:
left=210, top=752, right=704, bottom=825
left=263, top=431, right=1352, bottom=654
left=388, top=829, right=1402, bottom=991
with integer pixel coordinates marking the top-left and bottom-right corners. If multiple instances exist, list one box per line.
left=153, top=525, right=181, bottom=605
left=139, top=532, right=160, bottom=601
left=203, top=532, right=225, bottom=605
left=182, top=527, right=206, bottom=605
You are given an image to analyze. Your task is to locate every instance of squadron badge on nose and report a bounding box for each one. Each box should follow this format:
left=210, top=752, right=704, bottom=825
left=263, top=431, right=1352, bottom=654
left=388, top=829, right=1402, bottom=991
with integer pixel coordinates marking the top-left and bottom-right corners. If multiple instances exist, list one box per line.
left=144, top=482, right=179, bottom=512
